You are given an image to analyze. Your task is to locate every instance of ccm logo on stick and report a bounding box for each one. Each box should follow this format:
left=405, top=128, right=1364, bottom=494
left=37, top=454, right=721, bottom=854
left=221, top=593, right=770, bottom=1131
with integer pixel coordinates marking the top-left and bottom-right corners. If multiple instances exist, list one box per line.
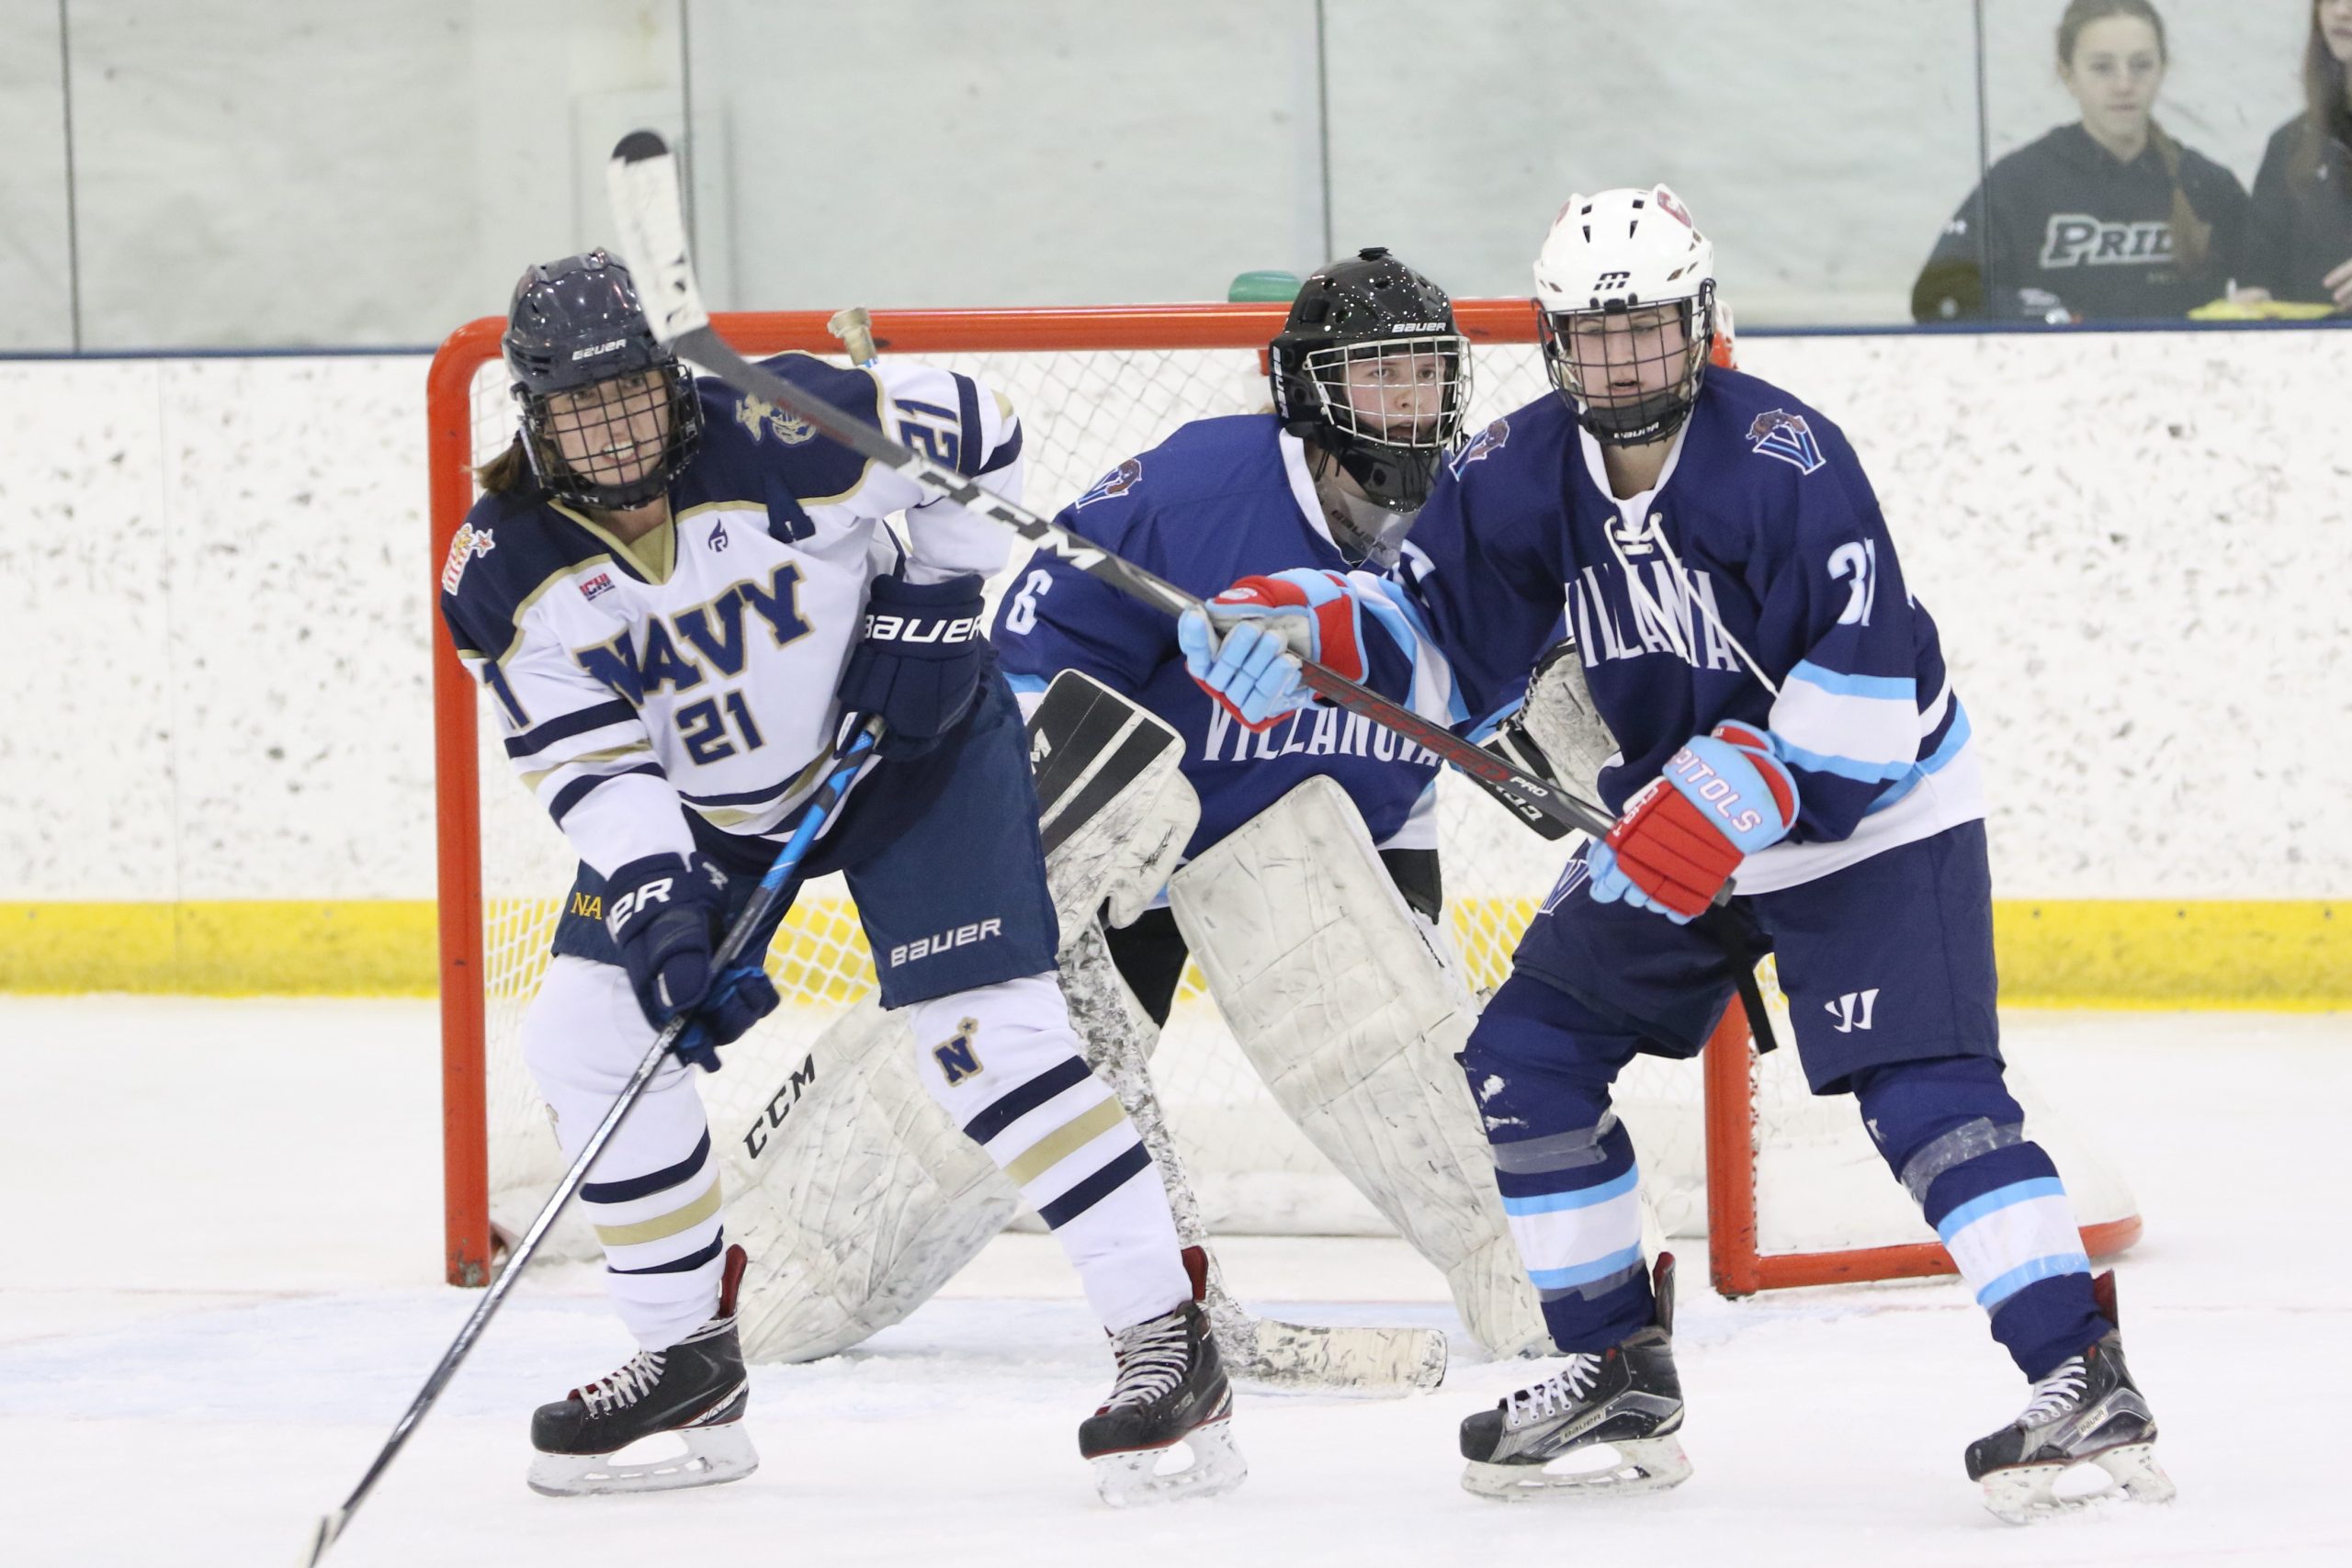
left=888, top=919, right=1002, bottom=967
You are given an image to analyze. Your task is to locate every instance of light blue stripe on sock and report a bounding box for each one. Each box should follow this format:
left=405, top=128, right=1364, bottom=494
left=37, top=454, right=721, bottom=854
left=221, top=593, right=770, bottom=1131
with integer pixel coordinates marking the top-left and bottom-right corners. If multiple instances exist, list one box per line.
left=1975, top=1251, right=2091, bottom=1308
left=1935, top=1177, right=2069, bottom=1242
left=1529, top=1245, right=1645, bottom=1292
left=1501, top=1166, right=1639, bottom=1217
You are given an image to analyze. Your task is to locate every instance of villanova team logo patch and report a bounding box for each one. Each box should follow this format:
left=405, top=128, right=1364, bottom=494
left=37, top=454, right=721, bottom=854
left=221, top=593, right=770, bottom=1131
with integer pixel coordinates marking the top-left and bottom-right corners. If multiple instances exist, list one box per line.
left=1447, top=417, right=1510, bottom=477
left=1075, top=457, right=1143, bottom=510
left=1745, top=409, right=1826, bottom=475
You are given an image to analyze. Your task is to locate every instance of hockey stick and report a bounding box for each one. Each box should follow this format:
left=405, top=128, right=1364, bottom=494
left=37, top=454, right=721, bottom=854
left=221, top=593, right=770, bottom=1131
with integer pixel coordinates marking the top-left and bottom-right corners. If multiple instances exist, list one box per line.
left=604, top=130, right=1639, bottom=857
left=1062, top=914, right=1451, bottom=1393
left=301, top=723, right=882, bottom=1566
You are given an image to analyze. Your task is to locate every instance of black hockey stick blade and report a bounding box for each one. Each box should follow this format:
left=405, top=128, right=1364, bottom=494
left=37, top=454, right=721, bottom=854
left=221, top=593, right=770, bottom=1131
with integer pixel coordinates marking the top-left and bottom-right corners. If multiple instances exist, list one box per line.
left=600, top=130, right=1731, bottom=907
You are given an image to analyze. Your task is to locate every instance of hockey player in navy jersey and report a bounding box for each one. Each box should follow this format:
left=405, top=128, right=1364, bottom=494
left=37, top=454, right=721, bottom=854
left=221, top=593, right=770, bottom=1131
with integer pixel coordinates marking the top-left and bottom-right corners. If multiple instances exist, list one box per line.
left=994, top=248, right=1469, bottom=1006
left=991, top=250, right=1551, bottom=1358
left=1179, top=189, right=2170, bottom=1520
left=441, top=252, right=1238, bottom=1505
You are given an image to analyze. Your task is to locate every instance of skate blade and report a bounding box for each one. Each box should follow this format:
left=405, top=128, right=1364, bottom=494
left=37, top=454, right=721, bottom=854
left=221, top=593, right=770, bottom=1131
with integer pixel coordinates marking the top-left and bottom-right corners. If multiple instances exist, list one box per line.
left=1091, top=1419, right=1248, bottom=1508
left=1978, top=1442, right=2175, bottom=1525
left=1463, top=1435, right=1692, bottom=1502
left=527, top=1422, right=759, bottom=1497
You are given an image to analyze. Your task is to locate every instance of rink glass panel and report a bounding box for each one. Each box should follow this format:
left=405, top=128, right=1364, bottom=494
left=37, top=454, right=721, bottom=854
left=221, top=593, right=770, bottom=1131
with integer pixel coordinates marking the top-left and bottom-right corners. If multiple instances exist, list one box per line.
left=427, top=304, right=2139, bottom=1293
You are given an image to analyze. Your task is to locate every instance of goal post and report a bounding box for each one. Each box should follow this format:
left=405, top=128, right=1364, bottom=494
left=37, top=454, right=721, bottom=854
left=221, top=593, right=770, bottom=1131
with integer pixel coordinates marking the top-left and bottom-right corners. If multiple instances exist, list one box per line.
left=425, top=302, right=2140, bottom=1299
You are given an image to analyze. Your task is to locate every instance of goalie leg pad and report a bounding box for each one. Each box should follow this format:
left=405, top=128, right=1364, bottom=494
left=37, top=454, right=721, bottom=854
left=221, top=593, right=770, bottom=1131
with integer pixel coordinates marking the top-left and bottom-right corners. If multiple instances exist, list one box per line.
left=707, top=677, right=1206, bottom=1363
left=1168, top=776, right=1548, bottom=1359
left=712, top=993, right=1015, bottom=1364
left=522, top=954, right=726, bottom=1350
left=911, top=974, right=1190, bottom=1332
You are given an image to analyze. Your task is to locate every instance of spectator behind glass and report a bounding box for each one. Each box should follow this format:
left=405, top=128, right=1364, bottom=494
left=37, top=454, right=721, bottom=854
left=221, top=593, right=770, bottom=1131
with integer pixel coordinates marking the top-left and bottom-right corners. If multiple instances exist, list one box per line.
left=2238, top=1, right=2352, bottom=310
left=1913, top=0, right=2249, bottom=322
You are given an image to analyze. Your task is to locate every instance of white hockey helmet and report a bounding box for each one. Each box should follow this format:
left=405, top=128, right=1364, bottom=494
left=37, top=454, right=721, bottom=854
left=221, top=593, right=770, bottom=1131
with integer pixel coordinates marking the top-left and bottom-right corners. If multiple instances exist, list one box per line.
left=1532, top=185, right=1718, bottom=446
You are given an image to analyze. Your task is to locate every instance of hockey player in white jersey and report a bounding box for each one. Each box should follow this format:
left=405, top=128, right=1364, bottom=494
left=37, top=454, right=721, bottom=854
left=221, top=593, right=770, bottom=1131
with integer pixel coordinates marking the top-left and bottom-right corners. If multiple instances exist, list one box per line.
left=440, top=251, right=1240, bottom=1505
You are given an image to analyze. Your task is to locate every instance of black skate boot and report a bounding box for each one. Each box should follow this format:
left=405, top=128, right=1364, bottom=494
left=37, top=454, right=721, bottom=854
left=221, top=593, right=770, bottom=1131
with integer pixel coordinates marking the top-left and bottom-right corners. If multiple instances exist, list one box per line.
left=1459, top=1252, right=1690, bottom=1501
left=527, top=1244, right=758, bottom=1497
left=1078, top=1246, right=1246, bottom=1507
left=1966, top=1270, right=2173, bottom=1524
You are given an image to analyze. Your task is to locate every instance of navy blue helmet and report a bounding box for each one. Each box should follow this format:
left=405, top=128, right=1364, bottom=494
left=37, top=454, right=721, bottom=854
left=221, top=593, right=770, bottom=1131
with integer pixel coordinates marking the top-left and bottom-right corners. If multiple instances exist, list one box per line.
left=502, top=249, right=702, bottom=510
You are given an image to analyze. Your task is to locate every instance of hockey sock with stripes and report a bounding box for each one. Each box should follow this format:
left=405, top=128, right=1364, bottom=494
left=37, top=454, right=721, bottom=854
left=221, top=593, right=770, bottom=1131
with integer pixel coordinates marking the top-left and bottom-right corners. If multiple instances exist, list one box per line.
left=1851, top=1055, right=2109, bottom=1377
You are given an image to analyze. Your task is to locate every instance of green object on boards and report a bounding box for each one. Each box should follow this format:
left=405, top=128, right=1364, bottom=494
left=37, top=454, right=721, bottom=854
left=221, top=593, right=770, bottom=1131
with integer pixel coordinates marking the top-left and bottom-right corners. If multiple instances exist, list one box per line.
left=1227, top=270, right=1304, bottom=303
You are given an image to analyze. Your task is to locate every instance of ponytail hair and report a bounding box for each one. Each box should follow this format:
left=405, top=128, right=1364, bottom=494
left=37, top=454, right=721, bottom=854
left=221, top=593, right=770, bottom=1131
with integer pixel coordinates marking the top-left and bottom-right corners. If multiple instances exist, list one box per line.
left=475, top=434, right=533, bottom=496
left=2145, top=120, right=2214, bottom=276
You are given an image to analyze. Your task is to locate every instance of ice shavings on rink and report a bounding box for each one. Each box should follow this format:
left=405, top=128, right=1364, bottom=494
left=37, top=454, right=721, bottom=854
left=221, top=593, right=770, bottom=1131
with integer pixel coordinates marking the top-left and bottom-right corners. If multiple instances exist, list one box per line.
left=1, top=998, right=2346, bottom=1567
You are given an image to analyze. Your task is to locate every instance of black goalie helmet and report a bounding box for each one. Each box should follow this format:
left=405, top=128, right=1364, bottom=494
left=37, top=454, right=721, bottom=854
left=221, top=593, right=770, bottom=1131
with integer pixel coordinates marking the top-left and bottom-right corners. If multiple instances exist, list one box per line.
left=1269, top=247, right=1472, bottom=546
left=503, top=249, right=703, bottom=510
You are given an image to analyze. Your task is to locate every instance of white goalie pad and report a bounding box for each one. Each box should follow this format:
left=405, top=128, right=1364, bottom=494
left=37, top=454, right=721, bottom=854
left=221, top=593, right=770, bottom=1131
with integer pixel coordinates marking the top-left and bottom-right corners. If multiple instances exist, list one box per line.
left=711, top=671, right=1197, bottom=1362
left=713, top=998, right=1013, bottom=1363
left=1167, top=776, right=1551, bottom=1359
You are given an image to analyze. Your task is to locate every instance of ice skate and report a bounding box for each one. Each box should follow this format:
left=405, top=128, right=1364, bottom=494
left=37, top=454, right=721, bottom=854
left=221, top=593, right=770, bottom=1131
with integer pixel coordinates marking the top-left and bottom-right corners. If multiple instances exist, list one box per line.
left=1079, top=1247, right=1246, bottom=1507
left=1966, top=1270, right=2172, bottom=1524
left=527, top=1244, right=759, bottom=1497
left=1459, top=1252, right=1690, bottom=1501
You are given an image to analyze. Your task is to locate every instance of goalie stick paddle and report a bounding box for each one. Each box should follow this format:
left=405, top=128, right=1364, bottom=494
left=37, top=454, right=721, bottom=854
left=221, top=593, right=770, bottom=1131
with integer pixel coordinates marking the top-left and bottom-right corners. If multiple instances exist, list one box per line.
left=300, top=723, right=883, bottom=1566
left=601, top=130, right=1694, bottom=880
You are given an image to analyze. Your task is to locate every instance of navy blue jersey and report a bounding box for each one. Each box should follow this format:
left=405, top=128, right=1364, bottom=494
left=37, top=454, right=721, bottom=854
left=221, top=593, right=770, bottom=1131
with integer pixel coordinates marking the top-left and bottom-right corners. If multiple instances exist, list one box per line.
left=2243, top=114, right=2352, bottom=306
left=1912, top=122, right=2249, bottom=322
left=1379, top=369, right=1983, bottom=894
left=989, top=414, right=1460, bottom=862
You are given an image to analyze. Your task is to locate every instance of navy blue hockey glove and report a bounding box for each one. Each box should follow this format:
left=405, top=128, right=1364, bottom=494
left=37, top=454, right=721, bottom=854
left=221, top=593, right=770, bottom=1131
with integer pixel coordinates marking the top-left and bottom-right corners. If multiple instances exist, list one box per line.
left=604, top=852, right=778, bottom=1068
left=670, top=960, right=778, bottom=1073
left=834, top=571, right=989, bottom=759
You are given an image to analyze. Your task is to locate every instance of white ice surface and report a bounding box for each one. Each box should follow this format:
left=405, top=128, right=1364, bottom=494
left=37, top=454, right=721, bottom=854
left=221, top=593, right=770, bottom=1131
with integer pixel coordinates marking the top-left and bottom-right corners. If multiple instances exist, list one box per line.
left=1, top=998, right=2346, bottom=1567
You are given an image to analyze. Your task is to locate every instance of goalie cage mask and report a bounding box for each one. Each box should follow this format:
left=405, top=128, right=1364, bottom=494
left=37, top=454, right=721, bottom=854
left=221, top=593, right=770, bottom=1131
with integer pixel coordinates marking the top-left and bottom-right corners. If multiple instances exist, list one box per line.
left=1270, top=247, right=1473, bottom=536
left=503, top=248, right=705, bottom=511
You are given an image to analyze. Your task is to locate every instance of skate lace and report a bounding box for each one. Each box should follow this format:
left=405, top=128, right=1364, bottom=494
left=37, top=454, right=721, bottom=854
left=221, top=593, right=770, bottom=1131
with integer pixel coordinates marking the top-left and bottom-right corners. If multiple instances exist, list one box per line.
left=1505, top=1353, right=1606, bottom=1429
left=1102, top=1307, right=1191, bottom=1409
left=2015, top=1356, right=2088, bottom=1427
left=575, top=1349, right=666, bottom=1417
